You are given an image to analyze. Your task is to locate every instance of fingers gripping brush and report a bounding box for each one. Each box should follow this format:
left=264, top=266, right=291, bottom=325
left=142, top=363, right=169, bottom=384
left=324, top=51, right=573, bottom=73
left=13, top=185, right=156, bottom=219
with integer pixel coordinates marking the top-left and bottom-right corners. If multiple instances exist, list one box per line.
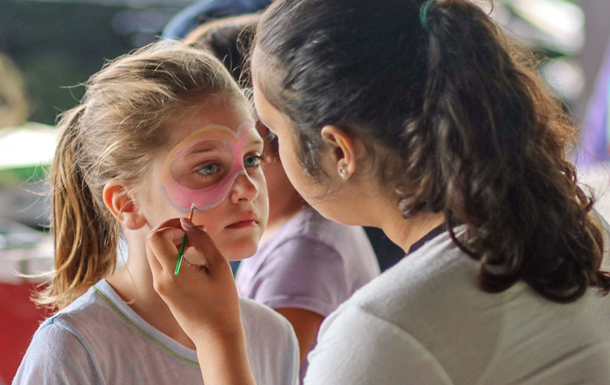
left=175, top=203, right=195, bottom=275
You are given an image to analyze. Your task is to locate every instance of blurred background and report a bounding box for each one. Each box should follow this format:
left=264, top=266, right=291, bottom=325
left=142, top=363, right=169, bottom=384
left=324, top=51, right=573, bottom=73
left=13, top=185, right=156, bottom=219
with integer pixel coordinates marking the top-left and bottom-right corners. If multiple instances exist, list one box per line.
left=1, top=0, right=610, bottom=383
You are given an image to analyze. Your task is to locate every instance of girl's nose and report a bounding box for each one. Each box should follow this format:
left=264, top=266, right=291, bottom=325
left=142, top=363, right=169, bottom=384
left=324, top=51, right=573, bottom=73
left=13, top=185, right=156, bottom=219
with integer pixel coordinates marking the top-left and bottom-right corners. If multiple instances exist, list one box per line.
left=230, top=173, right=259, bottom=203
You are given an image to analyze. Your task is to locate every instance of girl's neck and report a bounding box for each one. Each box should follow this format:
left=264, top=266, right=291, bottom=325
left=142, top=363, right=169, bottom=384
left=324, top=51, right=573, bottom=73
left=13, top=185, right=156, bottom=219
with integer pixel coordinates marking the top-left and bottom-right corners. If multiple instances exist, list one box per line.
left=374, top=198, right=445, bottom=254
left=106, top=237, right=196, bottom=350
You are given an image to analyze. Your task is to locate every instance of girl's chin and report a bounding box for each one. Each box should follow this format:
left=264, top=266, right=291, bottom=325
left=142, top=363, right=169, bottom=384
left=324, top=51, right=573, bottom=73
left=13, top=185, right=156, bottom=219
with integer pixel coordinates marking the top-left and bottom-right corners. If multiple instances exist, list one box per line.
left=220, top=240, right=260, bottom=261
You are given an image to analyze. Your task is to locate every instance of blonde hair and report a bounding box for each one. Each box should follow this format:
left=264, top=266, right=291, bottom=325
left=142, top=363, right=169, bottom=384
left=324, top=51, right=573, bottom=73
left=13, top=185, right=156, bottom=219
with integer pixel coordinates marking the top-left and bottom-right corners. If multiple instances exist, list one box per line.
left=39, top=41, right=244, bottom=310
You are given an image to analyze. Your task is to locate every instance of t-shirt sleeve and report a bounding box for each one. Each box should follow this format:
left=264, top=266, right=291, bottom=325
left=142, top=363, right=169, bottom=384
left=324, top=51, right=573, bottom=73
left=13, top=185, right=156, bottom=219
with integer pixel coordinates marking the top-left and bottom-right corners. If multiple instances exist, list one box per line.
left=13, top=322, right=98, bottom=385
left=251, top=236, right=349, bottom=317
left=240, top=298, right=300, bottom=385
left=304, top=305, right=453, bottom=385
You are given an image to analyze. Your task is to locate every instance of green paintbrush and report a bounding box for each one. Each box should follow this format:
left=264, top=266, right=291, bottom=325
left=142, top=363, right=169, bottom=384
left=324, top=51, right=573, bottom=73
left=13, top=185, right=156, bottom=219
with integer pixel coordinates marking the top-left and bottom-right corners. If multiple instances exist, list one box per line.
left=175, top=203, right=195, bottom=275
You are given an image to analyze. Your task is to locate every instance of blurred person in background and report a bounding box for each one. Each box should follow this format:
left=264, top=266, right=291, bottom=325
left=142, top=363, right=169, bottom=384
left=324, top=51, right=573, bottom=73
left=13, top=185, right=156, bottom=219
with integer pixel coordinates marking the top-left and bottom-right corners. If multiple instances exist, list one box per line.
left=0, top=52, right=52, bottom=385
left=0, top=52, right=28, bottom=129
left=0, top=50, right=29, bottom=385
left=184, top=15, right=381, bottom=382
left=576, top=40, right=610, bottom=222
left=163, top=0, right=270, bottom=40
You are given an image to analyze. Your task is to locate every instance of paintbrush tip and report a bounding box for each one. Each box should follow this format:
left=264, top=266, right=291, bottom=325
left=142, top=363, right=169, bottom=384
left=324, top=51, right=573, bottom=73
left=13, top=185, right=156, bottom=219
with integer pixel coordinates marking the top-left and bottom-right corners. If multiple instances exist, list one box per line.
left=188, top=203, right=195, bottom=221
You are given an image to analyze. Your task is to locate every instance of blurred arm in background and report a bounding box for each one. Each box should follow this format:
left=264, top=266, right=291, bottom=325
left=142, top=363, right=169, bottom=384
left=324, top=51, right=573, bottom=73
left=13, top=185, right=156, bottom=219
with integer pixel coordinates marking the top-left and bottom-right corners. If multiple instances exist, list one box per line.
left=576, top=41, right=610, bottom=165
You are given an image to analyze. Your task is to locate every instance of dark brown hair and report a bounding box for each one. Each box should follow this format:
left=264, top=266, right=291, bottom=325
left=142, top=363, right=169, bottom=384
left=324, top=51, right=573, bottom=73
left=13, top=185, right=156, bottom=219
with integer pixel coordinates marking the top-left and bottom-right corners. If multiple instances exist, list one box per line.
left=254, top=0, right=610, bottom=303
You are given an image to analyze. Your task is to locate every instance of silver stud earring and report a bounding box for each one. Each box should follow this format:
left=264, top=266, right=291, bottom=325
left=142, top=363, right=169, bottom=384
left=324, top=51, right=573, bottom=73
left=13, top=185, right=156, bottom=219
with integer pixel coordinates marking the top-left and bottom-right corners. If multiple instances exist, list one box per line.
left=339, top=167, right=346, bottom=178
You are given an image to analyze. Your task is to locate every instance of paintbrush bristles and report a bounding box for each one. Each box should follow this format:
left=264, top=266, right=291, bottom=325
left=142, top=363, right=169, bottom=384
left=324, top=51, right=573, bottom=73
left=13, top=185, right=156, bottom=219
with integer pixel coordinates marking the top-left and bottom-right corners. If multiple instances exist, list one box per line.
left=188, top=203, right=195, bottom=221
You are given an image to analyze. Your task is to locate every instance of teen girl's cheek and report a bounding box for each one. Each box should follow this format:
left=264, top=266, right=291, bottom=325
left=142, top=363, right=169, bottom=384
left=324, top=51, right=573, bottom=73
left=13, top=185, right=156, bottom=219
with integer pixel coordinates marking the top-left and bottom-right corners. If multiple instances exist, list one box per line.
left=159, top=122, right=260, bottom=213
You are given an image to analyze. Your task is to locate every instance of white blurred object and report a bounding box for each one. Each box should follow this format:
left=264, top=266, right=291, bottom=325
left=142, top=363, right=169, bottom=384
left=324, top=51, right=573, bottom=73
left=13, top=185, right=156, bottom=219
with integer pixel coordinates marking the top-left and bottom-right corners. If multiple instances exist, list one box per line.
left=0, top=123, right=55, bottom=227
left=540, top=58, right=586, bottom=102
left=0, top=123, right=57, bottom=170
left=506, top=0, right=584, bottom=55
left=578, top=162, right=610, bottom=224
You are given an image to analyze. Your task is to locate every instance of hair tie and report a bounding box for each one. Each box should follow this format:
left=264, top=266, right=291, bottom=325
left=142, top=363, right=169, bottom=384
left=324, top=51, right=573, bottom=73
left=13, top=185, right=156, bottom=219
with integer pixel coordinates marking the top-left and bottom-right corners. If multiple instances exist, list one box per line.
left=419, top=0, right=435, bottom=30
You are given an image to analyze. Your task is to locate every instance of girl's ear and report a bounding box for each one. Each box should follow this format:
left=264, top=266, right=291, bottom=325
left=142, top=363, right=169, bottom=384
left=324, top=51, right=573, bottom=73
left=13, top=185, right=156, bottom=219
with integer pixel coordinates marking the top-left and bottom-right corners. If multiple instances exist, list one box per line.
left=320, top=125, right=359, bottom=179
left=103, top=180, right=147, bottom=230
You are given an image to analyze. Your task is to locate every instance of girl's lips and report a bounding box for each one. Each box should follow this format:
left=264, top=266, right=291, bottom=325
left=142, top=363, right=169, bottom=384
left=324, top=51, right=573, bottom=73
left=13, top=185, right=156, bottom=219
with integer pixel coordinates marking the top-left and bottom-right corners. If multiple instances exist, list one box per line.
left=226, top=220, right=258, bottom=229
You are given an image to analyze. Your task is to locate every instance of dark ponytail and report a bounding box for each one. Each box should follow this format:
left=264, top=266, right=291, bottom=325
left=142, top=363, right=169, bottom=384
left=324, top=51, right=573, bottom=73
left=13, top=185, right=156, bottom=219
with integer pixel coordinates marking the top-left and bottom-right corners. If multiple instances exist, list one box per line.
left=417, top=0, right=609, bottom=301
left=38, top=104, right=118, bottom=310
left=255, top=0, right=610, bottom=302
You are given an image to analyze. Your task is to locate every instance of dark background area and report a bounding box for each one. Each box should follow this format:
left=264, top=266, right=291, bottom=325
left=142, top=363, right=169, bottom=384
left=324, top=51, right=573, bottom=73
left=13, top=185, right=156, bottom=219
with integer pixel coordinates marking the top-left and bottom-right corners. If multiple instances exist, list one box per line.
left=3, top=0, right=610, bottom=126
left=0, top=0, right=182, bottom=125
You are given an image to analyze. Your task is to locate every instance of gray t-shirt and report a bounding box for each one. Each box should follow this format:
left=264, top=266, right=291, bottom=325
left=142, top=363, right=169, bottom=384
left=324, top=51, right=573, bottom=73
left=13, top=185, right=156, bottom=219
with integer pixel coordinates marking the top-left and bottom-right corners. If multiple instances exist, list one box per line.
left=13, top=279, right=299, bottom=385
left=236, top=206, right=380, bottom=380
left=305, top=229, right=610, bottom=385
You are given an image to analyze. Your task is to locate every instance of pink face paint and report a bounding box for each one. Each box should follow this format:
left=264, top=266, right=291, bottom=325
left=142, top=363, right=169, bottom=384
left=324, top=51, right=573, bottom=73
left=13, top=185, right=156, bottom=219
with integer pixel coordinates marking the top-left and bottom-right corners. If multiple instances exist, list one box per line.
left=161, top=122, right=255, bottom=212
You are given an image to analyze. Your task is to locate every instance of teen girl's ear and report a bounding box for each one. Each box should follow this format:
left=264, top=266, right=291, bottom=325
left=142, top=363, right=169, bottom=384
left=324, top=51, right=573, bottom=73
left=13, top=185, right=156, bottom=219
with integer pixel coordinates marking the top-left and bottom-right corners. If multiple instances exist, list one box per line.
left=320, top=125, right=360, bottom=179
left=103, top=180, right=147, bottom=230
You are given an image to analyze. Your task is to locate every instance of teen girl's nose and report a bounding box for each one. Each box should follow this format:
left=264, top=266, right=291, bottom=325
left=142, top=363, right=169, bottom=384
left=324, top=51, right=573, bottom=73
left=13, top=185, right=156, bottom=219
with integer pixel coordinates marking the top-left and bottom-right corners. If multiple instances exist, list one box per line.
left=230, top=173, right=259, bottom=203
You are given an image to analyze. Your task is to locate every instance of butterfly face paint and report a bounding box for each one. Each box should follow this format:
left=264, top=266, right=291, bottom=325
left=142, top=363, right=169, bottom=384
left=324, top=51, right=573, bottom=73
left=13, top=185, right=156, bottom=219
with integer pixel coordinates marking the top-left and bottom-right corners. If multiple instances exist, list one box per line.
left=161, top=122, right=255, bottom=212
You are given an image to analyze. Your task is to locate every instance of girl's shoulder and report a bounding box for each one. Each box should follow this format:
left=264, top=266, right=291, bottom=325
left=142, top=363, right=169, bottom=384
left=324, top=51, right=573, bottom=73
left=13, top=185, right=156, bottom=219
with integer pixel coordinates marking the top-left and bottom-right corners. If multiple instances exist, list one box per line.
left=13, top=283, right=117, bottom=384
left=343, top=230, right=466, bottom=314
left=35, top=282, right=111, bottom=338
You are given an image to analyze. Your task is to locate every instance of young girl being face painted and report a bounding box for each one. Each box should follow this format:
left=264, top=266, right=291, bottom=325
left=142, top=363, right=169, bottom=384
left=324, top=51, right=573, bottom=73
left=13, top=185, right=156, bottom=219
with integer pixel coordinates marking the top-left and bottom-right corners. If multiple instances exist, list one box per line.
left=142, top=96, right=268, bottom=261
left=21, top=44, right=297, bottom=385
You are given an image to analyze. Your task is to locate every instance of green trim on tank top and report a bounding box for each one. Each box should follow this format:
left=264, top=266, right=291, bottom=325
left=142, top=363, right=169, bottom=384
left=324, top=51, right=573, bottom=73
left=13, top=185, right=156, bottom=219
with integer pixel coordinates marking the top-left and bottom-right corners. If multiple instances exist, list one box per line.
left=93, top=286, right=199, bottom=367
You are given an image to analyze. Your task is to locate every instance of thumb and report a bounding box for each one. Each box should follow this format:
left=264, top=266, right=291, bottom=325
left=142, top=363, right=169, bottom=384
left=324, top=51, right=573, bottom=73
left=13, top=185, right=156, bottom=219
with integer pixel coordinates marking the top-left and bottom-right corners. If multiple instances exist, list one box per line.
left=180, top=218, right=227, bottom=268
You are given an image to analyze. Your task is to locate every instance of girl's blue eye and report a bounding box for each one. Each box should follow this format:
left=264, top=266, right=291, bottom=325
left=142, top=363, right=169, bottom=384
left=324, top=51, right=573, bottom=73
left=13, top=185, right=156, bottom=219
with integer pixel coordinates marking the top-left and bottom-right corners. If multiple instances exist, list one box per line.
left=197, top=163, right=218, bottom=175
left=244, top=155, right=262, bottom=168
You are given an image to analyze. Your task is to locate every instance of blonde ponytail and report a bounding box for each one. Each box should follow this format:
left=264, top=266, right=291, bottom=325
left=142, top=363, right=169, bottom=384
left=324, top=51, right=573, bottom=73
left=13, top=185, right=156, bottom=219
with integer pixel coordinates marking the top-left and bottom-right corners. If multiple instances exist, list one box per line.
left=37, top=104, right=119, bottom=310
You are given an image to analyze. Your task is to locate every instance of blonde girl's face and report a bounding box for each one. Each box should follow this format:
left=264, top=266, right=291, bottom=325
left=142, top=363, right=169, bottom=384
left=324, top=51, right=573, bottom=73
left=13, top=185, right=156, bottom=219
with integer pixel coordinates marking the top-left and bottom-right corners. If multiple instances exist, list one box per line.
left=142, top=96, right=269, bottom=261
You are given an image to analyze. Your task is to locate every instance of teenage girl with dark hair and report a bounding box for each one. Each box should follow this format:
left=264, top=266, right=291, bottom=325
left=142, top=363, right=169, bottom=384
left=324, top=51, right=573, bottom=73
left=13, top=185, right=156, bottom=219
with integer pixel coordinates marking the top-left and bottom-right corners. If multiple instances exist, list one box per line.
left=146, top=0, right=610, bottom=383
left=184, top=15, right=380, bottom=382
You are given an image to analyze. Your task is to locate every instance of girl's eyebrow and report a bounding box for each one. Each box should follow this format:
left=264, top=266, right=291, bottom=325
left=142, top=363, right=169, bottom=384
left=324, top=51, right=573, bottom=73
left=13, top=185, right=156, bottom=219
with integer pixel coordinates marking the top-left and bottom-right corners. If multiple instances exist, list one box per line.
left=184, top=143, right=223, bottom=156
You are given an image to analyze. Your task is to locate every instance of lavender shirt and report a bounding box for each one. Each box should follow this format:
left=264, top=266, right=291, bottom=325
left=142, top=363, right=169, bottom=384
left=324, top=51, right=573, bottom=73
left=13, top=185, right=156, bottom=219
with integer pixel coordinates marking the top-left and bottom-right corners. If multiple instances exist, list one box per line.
left=577, top=41, right=610, bottom=165
left=235, top=206, right=380, bottom=380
